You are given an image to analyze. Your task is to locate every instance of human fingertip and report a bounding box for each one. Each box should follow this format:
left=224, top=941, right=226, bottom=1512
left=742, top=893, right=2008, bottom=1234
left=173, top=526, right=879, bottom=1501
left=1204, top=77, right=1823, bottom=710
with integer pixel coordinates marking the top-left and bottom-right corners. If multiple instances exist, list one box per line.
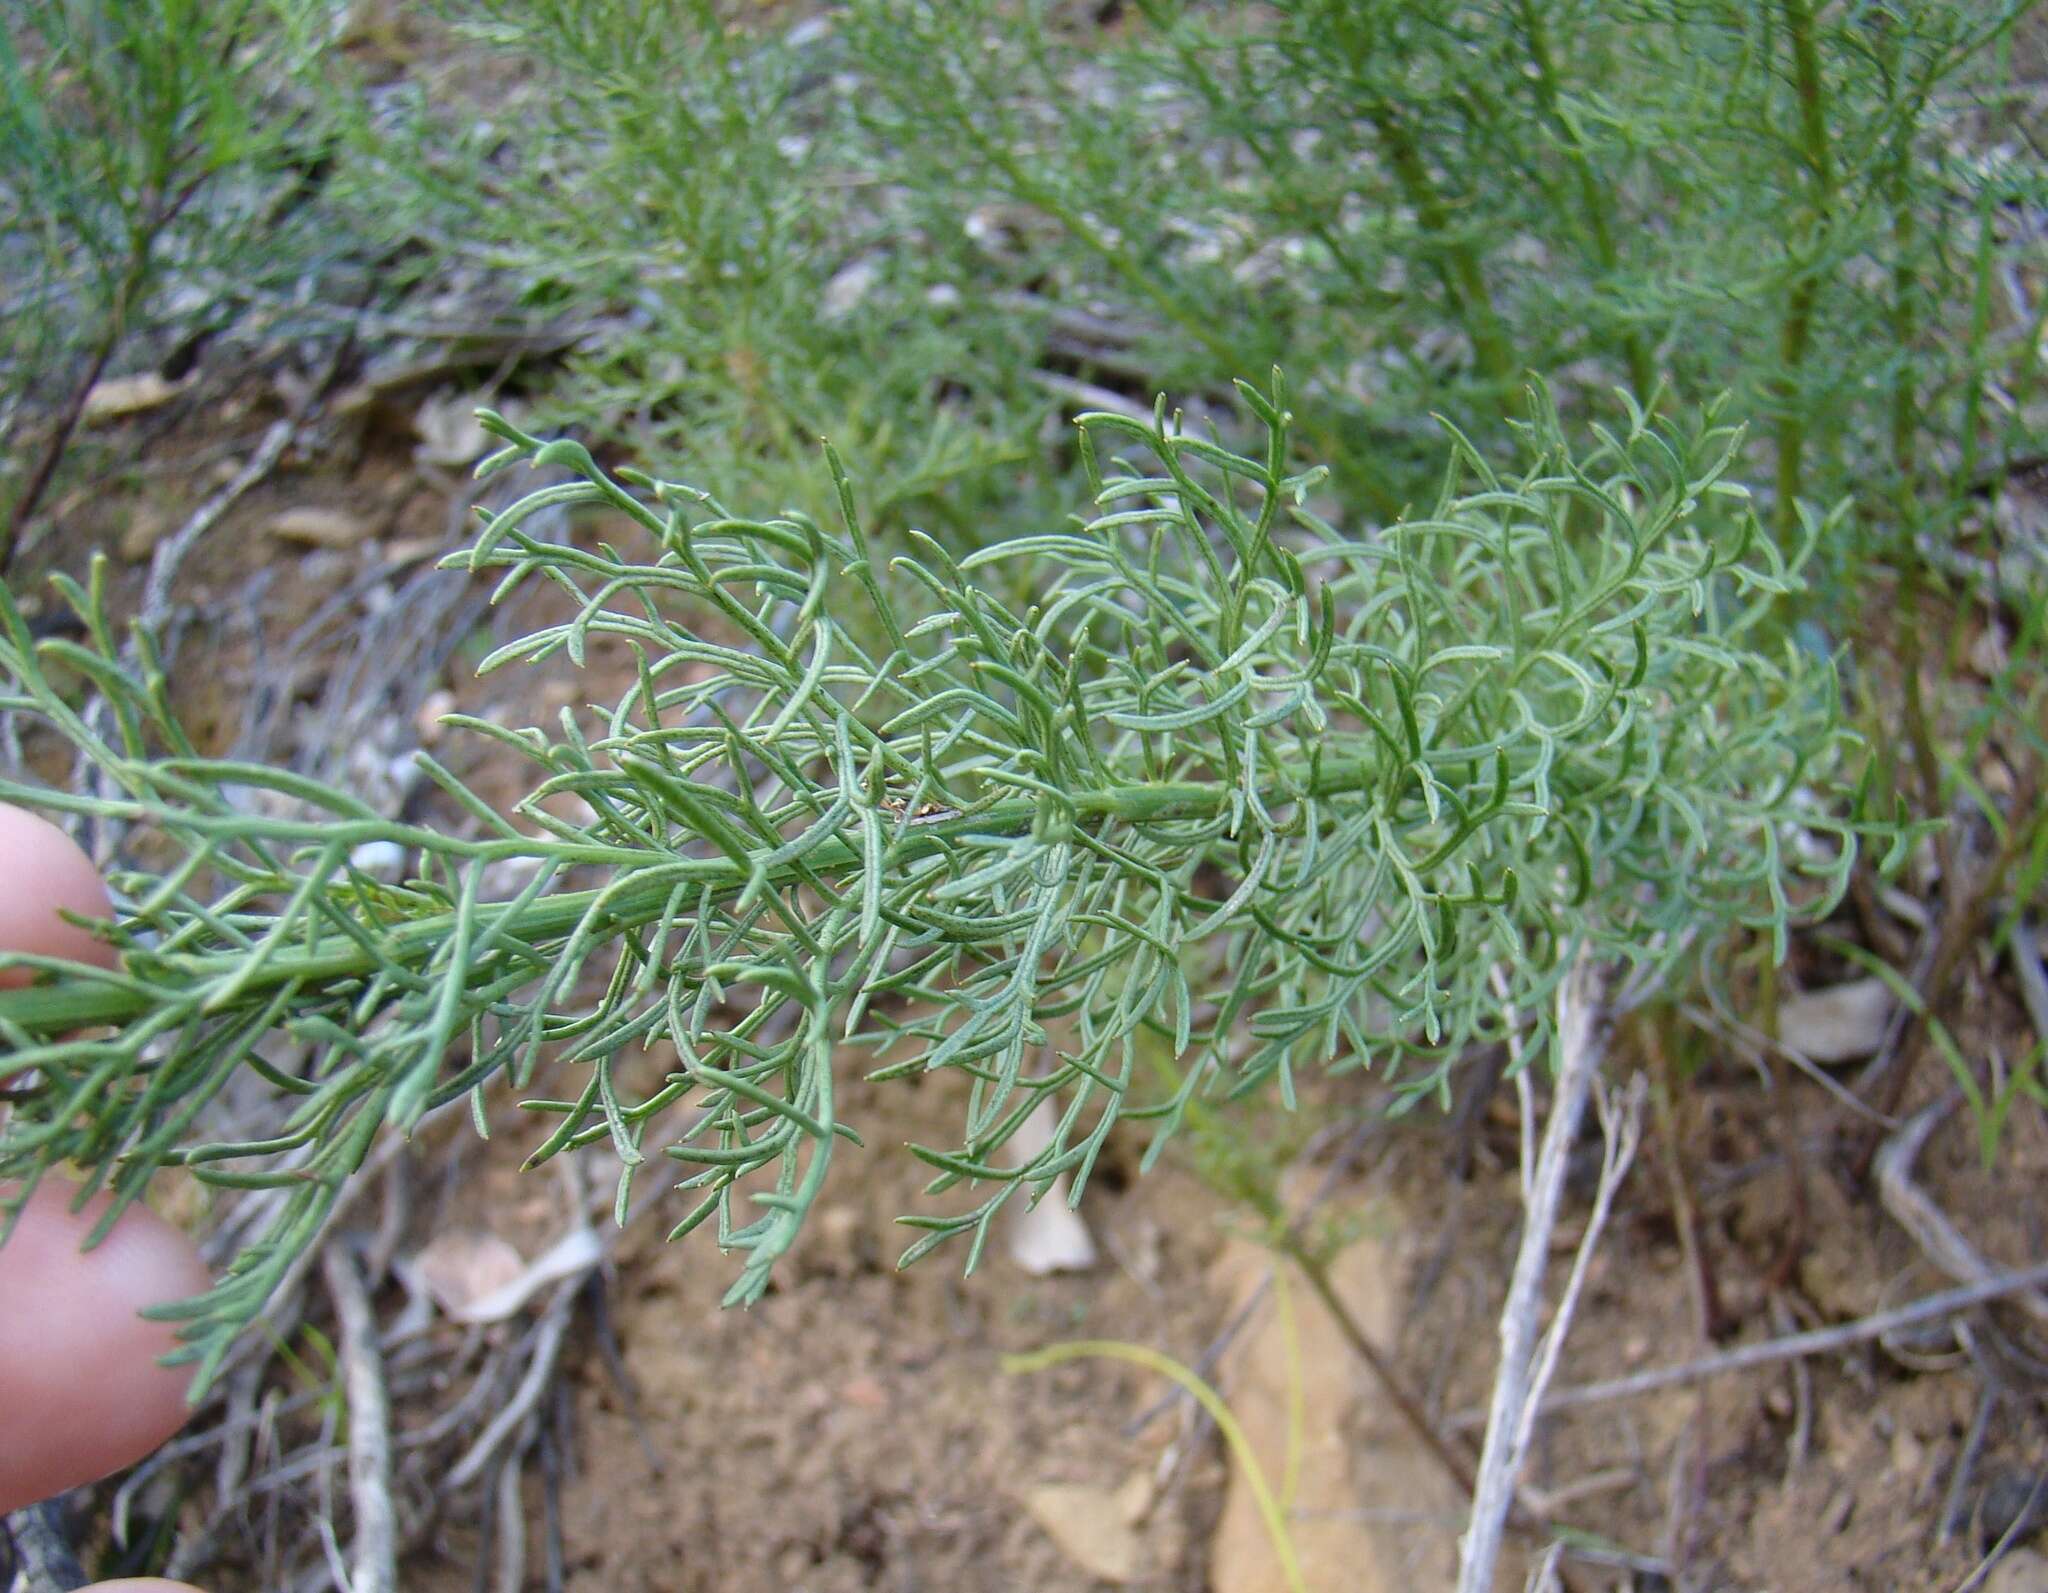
left=79, top=1581, right=211, bottom=1591
left=0, top=1182, right=211, bottom=1514
left=0, top=802, right=118, bottom=988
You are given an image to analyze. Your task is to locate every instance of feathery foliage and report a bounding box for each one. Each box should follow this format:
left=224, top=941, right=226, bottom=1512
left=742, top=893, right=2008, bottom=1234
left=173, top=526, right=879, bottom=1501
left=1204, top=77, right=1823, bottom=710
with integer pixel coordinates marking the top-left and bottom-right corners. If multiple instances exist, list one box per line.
left=351, top=0, right=2040, bottom=563
left=1, top=379, right=1862, bottom=1385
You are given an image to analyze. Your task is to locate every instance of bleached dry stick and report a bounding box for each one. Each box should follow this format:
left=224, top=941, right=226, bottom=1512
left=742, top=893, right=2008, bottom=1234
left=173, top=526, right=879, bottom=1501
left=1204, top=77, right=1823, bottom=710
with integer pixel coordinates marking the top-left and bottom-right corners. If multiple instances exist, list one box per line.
left=1875, top=1096, right=2048, bottom=1329
left=445, top=1278, right=582, bottom=1492
left=321, top=1244, right=398, bottom=1593
left=1510, top=1073, right=1645, bottom=1468
left=1458, top=954, right=1612, bottom=1593
left=1448, top=1258, right=2048, bottom=1423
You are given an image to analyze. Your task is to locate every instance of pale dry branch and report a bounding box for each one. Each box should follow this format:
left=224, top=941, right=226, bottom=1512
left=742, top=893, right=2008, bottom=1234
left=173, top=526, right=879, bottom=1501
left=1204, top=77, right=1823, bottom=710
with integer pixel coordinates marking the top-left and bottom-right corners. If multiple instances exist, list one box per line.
left=1875, top=1097, right=2048, bottom=1330
left=140, top=331, right=357, bottom=634
left=1678, top=1001, right=1898, bottom=1128
left=321, top=1245, right=398, bottom=1593
left=446, top=1279, right=583, bottom=1493
left=1938, top=1386, right=1999, bottom=1546
left=1524, top=1540, right=1567, bottom=1593
left=1458, top=953, right=1614, bottom=1593
left=1510, top=1072, right=1646, bottom=1467
left=1768, top=1293, right=1814, bottom=1483
left=1455, top=1259, right=2048, bottom=1424
left=492, top=1439, right=531, bottom=1593
left=1955, top=1471, right=2048, bottom=1593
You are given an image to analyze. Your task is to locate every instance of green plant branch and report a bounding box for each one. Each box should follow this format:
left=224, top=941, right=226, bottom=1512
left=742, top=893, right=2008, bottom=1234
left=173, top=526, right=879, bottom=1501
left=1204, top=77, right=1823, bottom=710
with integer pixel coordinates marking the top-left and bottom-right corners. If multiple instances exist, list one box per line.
left=1769, top=0, right=1838, bottom=542
left=1511, top=0, right=1655, bottom=402
left=1, top=379, right=1865, bottom=1383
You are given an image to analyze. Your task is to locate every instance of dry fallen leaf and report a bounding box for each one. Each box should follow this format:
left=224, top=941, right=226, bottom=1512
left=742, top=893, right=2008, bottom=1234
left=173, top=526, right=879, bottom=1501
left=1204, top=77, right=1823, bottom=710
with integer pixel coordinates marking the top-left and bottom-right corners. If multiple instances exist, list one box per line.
left=1209, top=1190, right=1460, bottom=1593
left=1022, top=1481, right=1144, bottom=1584
left=407, top=1228, right=526, bottom=1319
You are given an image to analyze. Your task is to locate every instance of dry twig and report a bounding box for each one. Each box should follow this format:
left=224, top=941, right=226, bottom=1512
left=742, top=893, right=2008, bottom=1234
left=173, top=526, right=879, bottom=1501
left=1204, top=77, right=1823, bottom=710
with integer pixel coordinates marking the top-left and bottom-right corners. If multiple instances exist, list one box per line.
left=1458, top=954, right=1616, bottom=1593
left=1511, top=1074, right=1646, bottom=1468
left=1461, top=1258, right=2048, bottom=1423
left=1769, top=1293, right=1814, bottom=1482
left=446, top=1279, right=583, bottom=1492
left=1955, top=1471, right=2048, bottom=1593
left=1938, top=1386, right=1999, bottom=1546
left=140, top=331, right=357, bottom=632
left=1875, top=1096, right=2048, bottom=1330
left=320, top=1245, right=398, bottom=1593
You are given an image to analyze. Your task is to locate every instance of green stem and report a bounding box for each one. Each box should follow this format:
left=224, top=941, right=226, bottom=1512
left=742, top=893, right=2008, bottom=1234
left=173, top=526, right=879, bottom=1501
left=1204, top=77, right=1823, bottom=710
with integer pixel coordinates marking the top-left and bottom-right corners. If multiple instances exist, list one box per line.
left=1006, top=1338, right=1307, bottom=1593
left=1772, top=0, right=1836, bottom=544
left=1512, top=0, right=1653, bottom=402
left=0, top=754, right=1414, bottom=1038
left=1884, top=93, right=1921, bottom=514
left=1362, top=96, right=1515, bottom=390
left=1951, top=179, right=2000, bottom=510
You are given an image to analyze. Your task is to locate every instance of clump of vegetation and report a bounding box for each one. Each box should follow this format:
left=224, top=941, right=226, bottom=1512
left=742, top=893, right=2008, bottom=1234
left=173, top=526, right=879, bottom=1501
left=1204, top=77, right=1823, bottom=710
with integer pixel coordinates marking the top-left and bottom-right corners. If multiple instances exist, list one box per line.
left=350, top=2, right=2039, bottom=552
left=0, top=0, right=339, bottom=566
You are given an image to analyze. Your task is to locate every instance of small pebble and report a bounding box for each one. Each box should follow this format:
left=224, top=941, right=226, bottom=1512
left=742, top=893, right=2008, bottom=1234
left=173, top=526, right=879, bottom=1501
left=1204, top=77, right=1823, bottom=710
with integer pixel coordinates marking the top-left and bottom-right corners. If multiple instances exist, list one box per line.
left=348, top=840, right=407, bottom=877
left=1983, top=1547, right=2048, bottom=1593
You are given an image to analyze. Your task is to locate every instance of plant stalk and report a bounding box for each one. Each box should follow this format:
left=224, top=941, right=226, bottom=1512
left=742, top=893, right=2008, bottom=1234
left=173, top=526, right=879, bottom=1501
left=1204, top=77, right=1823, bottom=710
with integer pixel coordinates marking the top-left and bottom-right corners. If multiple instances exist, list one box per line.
left=1511, top=0, right=1654, bottom=401
left=1, top=177, right=204, bottom=573
left=1458, top=957, right=1610, bottom=1593
left=0, top=751, right=1426, bottom=1038
left=1771, top=0, right=1837, bottom=544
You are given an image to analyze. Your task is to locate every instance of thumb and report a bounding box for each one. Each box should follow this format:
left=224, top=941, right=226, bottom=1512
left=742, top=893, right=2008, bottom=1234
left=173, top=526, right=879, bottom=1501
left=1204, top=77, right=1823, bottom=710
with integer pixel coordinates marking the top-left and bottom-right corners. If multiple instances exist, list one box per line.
left=0, top=1181, right=211, bottom=1515
left=83, top=1583, right=207, bottom=1591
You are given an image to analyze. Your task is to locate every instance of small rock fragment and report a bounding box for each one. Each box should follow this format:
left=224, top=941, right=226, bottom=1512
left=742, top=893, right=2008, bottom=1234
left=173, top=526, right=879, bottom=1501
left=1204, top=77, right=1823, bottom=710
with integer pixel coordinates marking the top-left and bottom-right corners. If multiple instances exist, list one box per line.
left=1004, top=1099, right=1096, bottom=1275
left=412, top=389, right=494, bottom=467
left=406, top=1225, right=602, bottom=1324
left=459, top=1226, right=601, bottom=1323
left=821, top=254, right=883, bottom=321
left=415, top=688, right=459, bottom=744
left=1023, top=1482, right=1143, bottom=1584
left=268, top=506, right=377, bottom=548
left=348, top=840, right=407, bottom=878
left=841, top=1375, right=889, bottom=1411
left=407, top=1228, right=526, bottom=1319
left=117, top=506, right=173, bottom=563
left=82, top=371, right=188, bottom=424
left=1778, top=977, right=1894, bottom=1063
left=1985, top=1548, right=2048, bottom=1593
